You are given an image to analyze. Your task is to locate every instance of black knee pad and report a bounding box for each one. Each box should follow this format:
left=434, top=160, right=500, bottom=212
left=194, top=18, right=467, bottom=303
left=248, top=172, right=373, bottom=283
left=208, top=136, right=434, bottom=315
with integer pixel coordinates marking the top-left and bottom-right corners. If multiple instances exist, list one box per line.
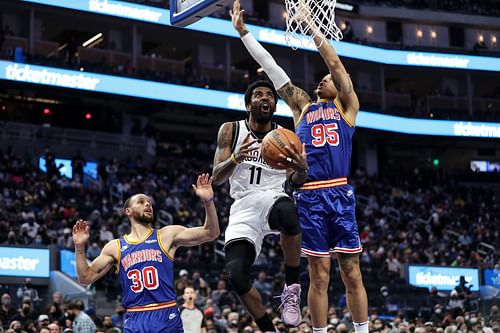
left=225, top=241, right=255, bottom=295
left=268, top=197, right=301, bottom=236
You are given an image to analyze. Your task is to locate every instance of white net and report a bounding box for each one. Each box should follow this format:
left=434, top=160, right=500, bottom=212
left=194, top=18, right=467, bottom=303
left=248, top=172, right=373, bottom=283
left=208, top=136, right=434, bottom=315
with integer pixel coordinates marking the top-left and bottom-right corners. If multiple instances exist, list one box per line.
left=284, top=0, right=343, bottom=49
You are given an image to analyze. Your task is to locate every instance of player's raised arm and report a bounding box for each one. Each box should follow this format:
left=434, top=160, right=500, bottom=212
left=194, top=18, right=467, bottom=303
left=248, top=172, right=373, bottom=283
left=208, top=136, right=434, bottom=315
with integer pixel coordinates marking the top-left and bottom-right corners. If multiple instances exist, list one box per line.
left=212, top=123, right=257, bottom=186
left=230, top=0, right=311, bottom=122
left=166, top=174, right=220, bottom=253
left=73, top=220, right=117, bottom=286
left=297, top=0, right=359, bottom=122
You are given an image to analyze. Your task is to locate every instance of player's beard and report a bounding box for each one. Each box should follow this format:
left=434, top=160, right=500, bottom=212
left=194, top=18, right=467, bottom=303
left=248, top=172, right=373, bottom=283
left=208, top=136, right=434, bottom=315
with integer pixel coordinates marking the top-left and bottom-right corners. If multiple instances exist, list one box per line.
left=132, top=210, right=154, bottom=225
left=250, top=103, right=275, bottom=124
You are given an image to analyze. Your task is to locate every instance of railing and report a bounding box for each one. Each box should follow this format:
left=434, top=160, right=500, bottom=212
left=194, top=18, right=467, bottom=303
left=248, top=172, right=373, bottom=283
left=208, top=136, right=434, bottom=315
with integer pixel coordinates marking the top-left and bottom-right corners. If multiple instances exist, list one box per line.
left=0, top=121, right=148, bottom=154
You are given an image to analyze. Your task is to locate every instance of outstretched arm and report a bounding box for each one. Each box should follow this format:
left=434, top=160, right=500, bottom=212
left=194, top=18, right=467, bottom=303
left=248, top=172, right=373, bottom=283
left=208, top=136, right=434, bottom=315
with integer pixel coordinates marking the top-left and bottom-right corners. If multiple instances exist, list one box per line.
left=165, top=174, right=220, bottom=253
left=73, top=220, right=117, bottom=286
left=298, top=1, right=359, bottom=122
left=231, top=0, right=311, bottom=122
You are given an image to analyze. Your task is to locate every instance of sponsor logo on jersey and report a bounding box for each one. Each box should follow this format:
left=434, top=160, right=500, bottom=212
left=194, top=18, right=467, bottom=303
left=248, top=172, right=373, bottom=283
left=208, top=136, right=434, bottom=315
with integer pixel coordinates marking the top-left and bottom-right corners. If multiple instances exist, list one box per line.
left=145, top=240, right=157, bottom=244
left=121, top=245, right=129, bottom=251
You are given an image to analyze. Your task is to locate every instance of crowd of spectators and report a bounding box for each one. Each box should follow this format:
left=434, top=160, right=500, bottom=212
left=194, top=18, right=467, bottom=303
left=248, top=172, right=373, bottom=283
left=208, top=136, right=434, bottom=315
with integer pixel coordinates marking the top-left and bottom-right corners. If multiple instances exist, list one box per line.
left=354, top=0, right=500, bottom=17
left=0, top=142, right=499, bottom=332
left=119, top=0, right=500, bottom=17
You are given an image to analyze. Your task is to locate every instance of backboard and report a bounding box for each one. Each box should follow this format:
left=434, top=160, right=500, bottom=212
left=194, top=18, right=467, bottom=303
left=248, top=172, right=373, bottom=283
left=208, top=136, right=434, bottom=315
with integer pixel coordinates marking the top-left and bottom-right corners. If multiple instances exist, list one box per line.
left=170, top=0, right=232, bottom=27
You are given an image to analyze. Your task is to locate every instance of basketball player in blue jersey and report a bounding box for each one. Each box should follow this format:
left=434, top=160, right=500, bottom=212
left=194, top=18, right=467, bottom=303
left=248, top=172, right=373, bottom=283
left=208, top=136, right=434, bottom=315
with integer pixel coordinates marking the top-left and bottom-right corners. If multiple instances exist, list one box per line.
left=72, top=174, right=219, bottom=333
left=212, top=79, right=308, bottom=332
left=231, top=1, right=369, bottom=333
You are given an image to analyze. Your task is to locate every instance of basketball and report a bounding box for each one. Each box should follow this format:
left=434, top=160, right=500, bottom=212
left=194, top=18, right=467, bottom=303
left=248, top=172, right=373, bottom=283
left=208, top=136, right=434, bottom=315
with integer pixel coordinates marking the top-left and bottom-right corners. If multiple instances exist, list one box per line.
left=261, top=128, right=302, bottom=169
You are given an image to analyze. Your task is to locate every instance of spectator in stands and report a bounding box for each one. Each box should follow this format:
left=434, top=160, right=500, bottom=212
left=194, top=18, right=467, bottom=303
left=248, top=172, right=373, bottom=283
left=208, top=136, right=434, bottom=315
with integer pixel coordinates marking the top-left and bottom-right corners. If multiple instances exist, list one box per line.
left=174, top=269, right=191, bottom=296
left=180, top=286, right=207, bottom=333
left=38, top=314, right=50, bottom=330
left=48, top=322, right=61, bottom=333
left=110, top=304, right=124, bottom=330
left=66, top=301, right=96, bottom=333
left=252, top=271, right=273, bottom=306
left=8, top=320, right=22, bottom=333
left=16, top=279, right=41, bottom=308
left=10, top=299, right=37, bottom=328
left=100, top=315, right=114, bottom=331
left=210, top=280, right=235, bottom=309
left=0, top=293, right=16, bottom=329
left=86, top=242, right=101, bottom=261
left=71, top=150, right=86, bottom=181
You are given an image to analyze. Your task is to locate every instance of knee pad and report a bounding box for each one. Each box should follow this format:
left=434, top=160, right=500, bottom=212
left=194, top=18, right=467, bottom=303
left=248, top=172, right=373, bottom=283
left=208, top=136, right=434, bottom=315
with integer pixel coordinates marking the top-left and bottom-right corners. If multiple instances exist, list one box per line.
left=225, top=259, right=253, bottom=295
left=269, top=197, right=301, bottom=236
left=225, top=241, right=255, bottom=295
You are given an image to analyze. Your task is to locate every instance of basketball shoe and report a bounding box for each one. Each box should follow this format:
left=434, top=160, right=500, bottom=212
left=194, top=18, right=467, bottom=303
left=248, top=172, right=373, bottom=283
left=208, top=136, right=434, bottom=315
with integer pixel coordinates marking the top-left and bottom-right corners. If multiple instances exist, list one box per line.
left=278, top=283, right=301, bottom=326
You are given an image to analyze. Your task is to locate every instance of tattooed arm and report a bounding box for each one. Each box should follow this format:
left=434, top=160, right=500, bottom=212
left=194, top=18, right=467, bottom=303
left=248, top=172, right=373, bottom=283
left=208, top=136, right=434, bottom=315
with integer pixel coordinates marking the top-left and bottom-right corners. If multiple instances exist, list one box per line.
left=277, top=82, right=313, bottom=125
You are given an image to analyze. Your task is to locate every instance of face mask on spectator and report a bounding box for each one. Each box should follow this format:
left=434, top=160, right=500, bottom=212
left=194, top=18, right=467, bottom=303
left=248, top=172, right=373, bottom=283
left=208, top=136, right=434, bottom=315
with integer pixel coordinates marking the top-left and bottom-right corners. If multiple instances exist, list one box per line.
left=470, top=318, right=477, bottom=324
left=435, top=308, right=442, bottom=314
left=330, top=318, right=339, bottom=325
left=2, top=298, right=10, bottom=305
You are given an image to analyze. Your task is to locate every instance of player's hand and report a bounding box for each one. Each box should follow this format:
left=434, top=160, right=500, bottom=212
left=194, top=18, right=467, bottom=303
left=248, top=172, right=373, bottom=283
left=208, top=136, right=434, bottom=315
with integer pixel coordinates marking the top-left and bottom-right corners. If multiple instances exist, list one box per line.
left=230, top=0, right=248, bottom=36
left=73, top=219, right=90, bottom=250
left=233, top=132, right=258, bottom=163
left=277, top=142, right=308, bottom=173
left=192, top=174, right=214, bottom=203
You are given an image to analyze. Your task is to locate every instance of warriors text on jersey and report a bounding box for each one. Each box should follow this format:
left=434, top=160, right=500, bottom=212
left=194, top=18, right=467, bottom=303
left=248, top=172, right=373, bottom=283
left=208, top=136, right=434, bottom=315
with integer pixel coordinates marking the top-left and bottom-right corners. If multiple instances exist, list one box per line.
left=229, top=120, right=287, bottom=199
left=117, top=229, right=177, bottom=311
left=295, top=99, right=355, bottom=183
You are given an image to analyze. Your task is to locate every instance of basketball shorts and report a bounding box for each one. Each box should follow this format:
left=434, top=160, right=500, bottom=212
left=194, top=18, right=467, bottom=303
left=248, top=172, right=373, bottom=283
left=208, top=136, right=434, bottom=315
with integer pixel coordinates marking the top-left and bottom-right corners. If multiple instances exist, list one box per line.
left=124, top=307, right=183, bottom=333
left=294, top=184, right=362, bottom=257
left=225, top=189, right=288, bottom=258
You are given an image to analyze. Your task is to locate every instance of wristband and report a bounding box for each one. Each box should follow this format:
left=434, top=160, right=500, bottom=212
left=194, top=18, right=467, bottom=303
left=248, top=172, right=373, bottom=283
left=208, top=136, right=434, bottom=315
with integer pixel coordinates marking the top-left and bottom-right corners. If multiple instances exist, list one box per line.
left=203, top=198, right=214, bottom=204
left=230, top=153, right=238, bottom=165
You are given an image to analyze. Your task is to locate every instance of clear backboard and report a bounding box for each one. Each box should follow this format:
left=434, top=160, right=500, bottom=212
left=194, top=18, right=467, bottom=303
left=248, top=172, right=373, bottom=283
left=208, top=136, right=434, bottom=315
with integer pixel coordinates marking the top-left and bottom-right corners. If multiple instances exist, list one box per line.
left=170, top=0, right=232, bottom=27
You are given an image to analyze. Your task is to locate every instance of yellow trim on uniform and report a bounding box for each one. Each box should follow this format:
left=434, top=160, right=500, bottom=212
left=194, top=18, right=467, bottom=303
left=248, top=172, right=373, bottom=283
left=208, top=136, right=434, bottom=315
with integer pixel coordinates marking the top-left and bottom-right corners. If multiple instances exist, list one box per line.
left=115, top=239, right=121, bottom=274
left=300, top=177, right=348, bottom=190
left=333, top=98, right=354, bottom=128
left=157, top=230, right=174, bottom=261
left=126, top=300, right=177, bottom=312
left=294, top=102, right=312, bottom=127
left=124, top=229, right=154, bottom=244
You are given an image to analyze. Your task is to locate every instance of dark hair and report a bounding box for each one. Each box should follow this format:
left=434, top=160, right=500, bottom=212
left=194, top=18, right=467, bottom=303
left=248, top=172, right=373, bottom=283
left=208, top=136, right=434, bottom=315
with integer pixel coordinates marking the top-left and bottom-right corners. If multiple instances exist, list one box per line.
left=244, top=80, right=278, bottom=107
left=67, top=302, right=80, bottom=310
left=123, top=196, right=133, bottom=211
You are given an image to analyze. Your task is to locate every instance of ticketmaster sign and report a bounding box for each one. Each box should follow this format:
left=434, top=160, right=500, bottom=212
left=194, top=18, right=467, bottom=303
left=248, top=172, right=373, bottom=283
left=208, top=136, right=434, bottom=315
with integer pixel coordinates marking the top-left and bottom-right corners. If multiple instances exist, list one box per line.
left=408, top=265, right=479, bottom=291
left=0, top=247, right=50, bottom=278
left=2, top=60, right=500, bottom=138
left=19, top=0, right=500, bottom=72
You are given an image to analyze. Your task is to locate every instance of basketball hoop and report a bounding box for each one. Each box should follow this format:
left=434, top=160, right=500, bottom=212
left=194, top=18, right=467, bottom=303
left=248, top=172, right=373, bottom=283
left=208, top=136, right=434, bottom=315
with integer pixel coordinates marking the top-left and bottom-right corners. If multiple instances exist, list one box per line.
left=284, top=0, right=343, bottom=49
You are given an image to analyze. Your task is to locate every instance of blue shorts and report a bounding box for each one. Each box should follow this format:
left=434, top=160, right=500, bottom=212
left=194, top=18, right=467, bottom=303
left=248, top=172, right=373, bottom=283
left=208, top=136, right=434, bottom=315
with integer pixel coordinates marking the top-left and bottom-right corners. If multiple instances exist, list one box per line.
left=294, top=184, right=362, bottom=257
left=124, top=307, right=183, bottom=333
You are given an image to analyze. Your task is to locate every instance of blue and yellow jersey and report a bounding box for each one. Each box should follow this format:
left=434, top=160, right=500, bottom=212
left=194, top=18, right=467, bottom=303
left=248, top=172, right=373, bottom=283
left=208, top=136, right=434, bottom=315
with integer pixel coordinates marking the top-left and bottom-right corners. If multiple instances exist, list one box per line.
left=295, top=99, right=355, bottom=188
left=117, top=229, right=176, bottom=311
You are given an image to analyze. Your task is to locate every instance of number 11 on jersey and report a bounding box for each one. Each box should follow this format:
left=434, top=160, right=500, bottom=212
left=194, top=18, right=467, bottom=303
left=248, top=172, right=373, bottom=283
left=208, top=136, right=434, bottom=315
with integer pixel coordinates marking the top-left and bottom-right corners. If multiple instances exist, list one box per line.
left=249, top=166, right=262, bottom=184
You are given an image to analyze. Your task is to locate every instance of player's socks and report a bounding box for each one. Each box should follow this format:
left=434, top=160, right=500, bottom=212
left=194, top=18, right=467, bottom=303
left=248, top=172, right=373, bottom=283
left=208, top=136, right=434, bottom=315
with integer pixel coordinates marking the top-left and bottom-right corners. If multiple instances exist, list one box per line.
left=353, top=320, right=369, bottom=333
left=284, top=264, right=300, bottom=285
left=255, top=314, right=275, bottom=332
left=313, top=327, right=327, bottom=333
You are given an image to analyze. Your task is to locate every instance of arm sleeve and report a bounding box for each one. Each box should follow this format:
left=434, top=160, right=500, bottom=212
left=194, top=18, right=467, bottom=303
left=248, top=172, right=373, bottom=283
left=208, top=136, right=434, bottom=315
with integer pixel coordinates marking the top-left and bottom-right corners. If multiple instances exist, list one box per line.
left=241, top=32, right=290, bottom=90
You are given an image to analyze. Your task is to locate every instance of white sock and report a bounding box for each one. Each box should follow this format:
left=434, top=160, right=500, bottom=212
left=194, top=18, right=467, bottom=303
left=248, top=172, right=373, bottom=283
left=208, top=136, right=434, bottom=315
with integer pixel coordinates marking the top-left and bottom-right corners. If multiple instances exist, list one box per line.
left=353, top=320, right=369, bottom=333
left=313, top=327, right=327, bottom=333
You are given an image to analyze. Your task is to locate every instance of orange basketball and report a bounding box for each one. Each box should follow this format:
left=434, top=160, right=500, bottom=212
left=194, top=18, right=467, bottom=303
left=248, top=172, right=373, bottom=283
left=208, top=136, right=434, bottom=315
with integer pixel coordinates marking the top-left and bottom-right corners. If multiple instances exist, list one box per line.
left=261, top=128, right=302, bottom=169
